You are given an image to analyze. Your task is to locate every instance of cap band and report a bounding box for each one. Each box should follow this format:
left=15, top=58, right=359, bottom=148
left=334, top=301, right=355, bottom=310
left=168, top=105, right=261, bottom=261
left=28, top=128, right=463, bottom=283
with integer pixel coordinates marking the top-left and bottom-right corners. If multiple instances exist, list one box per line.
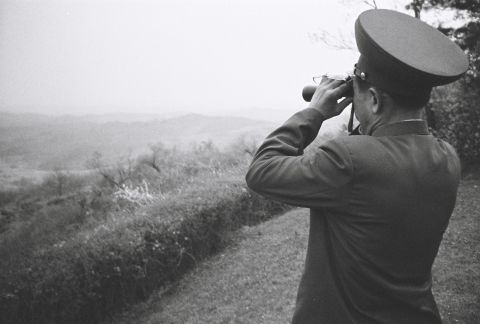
left=356, top=54, right=432, bottom=97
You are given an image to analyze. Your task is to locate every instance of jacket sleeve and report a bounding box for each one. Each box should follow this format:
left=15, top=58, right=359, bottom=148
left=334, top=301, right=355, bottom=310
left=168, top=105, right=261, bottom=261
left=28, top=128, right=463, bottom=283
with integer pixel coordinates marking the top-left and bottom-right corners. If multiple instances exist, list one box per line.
left=245, top=108, right=354, bottom=209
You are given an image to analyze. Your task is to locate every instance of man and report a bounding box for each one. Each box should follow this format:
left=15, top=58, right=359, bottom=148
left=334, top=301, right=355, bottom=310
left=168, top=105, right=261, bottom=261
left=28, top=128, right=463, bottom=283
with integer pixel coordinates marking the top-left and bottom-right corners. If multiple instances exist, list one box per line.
left=246, top=9, right=468, bottom=324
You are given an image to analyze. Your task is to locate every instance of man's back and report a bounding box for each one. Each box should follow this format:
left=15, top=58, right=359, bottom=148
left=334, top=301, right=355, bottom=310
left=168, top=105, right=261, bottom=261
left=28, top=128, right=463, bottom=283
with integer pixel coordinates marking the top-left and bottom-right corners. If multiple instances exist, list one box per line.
left=246, top=112, right=461, bottom=324
left=292, top=122, right=460, bottom=323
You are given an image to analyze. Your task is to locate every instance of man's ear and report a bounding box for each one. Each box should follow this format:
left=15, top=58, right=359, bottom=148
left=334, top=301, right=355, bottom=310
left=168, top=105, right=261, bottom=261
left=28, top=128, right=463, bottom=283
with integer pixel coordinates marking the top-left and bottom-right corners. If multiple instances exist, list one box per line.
left=368, top=87, right=382, bottom=114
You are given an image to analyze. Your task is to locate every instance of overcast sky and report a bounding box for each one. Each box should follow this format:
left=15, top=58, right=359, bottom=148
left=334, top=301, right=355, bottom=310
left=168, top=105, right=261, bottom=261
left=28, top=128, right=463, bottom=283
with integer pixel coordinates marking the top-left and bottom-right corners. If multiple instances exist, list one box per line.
left=1, top=0, right=417, bottom=116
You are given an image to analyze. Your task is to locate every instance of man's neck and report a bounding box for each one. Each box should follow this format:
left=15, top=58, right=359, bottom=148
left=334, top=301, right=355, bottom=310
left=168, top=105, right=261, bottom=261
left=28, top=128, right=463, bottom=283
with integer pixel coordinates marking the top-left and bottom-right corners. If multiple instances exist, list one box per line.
left=388, top=107, right=424, bottom=122
left=366, top=110, right=424, bottom=135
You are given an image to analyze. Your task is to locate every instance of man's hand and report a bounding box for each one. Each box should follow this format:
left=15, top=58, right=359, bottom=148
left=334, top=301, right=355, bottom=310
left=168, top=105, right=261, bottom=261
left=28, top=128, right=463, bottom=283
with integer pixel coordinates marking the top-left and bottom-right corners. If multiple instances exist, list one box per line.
left=307, top=77, right=353, bottom=120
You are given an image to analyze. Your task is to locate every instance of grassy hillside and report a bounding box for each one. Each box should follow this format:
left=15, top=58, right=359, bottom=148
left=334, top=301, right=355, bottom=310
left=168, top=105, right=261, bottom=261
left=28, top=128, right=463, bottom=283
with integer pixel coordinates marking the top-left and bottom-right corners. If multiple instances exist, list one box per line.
left=106, top=178, right=480, bottom=324
left=0, top=135, right=295, bottom=324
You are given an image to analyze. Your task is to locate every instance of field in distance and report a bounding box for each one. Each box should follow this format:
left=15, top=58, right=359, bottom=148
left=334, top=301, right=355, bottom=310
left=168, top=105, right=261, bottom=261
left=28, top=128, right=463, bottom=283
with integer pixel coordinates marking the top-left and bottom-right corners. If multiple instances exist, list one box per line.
left=0, top=111, right=277, bottom=188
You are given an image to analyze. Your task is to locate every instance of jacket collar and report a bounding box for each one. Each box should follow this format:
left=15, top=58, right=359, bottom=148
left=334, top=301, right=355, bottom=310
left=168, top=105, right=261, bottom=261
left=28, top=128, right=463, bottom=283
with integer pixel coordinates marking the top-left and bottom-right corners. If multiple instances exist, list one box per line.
left=372, top=120, right=430, bottom=137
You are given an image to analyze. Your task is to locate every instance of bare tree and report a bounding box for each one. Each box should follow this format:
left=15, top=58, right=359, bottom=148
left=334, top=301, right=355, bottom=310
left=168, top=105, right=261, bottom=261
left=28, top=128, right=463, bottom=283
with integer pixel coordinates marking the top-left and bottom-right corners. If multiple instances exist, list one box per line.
left=233, top=135, right=259, bottom=157
left=308, top=30, right=356, bottom=51
left=51, top=166, right=68, bottom=196
left=86, top=151, right=135, bottom=188
left=86, top=151, right=115, bottom=186
left=139, top=142, right=171, bottom=174
left=116, top=155, right=135, bottom=186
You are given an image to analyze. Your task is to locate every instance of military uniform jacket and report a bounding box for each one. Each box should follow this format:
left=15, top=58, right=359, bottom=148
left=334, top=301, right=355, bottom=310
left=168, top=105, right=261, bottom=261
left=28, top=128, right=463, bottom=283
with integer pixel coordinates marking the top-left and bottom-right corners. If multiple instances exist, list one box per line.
left=245, top=108, right=460, bottom=324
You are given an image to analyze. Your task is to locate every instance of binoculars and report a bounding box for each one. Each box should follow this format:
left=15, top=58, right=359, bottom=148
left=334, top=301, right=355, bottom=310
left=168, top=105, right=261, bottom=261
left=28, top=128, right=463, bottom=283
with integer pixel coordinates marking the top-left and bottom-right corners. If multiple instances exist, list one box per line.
left=302, top=75, right=353, bottom=102
left=302, top=74, right=359, bottom=135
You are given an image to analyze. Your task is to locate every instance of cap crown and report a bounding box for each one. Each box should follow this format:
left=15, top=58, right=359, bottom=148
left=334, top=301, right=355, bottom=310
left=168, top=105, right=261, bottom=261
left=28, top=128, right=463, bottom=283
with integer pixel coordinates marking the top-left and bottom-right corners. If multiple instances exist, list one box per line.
left=355, top=9, right=469, bottom=95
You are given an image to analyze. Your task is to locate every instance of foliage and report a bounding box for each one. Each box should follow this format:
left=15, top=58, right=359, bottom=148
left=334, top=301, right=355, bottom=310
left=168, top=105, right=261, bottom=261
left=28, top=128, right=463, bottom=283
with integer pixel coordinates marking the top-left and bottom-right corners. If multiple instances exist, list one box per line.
left=406, top=0, right=480, bottom=164
left=425, top=0, right=480, bottom=84
left=405, top=0, right=480, bottom=85
left=427, top=82, right=480, bottom=166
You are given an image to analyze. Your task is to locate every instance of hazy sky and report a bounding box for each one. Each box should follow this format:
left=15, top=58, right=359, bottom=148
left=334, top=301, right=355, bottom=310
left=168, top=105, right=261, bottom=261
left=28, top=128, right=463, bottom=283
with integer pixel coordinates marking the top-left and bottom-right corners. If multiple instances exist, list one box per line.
left=1, top=0, right=416, bottom=116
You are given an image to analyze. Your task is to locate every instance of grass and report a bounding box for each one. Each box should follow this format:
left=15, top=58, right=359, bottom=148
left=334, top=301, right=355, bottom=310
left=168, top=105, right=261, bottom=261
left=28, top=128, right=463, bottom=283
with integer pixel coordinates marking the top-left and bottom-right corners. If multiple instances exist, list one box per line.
left=106, top=178, right=480, bottom=324
left=432, top=177, right=480, bottom=324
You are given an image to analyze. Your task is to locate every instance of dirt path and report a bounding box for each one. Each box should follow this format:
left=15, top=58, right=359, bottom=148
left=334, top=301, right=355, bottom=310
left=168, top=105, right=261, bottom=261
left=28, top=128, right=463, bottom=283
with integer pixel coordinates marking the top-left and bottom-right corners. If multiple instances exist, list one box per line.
left=107, top=180, right=479, bottom=324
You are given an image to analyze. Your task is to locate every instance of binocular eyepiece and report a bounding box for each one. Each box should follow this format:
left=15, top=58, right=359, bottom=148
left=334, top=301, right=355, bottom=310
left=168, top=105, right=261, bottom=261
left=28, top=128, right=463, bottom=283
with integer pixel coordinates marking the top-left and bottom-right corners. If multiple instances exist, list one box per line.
left=302, top=75, right=353, bottom=102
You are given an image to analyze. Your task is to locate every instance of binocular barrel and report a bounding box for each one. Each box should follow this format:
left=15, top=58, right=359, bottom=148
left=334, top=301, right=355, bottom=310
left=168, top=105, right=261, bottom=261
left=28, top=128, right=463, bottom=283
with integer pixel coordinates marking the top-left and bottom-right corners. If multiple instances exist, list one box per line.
left=302, top=85, right=317, bottom=102
left=302, top=80, right=353, bottom=102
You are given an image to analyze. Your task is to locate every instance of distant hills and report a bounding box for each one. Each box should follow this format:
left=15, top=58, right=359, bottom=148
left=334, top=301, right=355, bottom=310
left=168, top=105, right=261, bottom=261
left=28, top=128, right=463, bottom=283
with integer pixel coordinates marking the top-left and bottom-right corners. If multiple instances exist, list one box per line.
left=0, top=111, right=277, bottom=170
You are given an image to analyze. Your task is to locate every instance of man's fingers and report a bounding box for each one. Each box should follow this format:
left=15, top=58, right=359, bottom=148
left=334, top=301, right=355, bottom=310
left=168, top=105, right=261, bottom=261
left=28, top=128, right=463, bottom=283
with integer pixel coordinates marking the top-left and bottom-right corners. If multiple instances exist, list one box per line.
left=310, top=77, right=353, bottom=118
left=331, top=81, right=352, bottom=98
left=328, top=79, right=344, bottom=88
left=313, top=78, right=337, bottom=95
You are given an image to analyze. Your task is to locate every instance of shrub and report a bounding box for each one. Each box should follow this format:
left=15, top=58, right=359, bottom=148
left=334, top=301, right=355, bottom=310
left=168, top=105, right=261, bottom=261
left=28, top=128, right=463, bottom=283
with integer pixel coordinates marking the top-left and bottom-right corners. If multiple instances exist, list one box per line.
left=112, top=180, right=155, bottom=210
left=0, top=178, right=290, bottom=324
left=427, top=81, right=480, bottom=167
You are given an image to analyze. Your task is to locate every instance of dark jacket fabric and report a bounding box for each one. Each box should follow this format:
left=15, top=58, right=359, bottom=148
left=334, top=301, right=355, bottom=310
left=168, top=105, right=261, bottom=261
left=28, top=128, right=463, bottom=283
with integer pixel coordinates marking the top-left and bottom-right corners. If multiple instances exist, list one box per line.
left=245, top=108, right=460, bottom=324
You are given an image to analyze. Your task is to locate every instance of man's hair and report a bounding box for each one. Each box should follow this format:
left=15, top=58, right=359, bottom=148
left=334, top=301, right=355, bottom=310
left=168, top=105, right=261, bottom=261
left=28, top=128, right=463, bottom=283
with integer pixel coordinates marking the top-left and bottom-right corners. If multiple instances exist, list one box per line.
left=357, top=78, right=431, bottom=110
left=385, top=89, right=431, bottom=110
